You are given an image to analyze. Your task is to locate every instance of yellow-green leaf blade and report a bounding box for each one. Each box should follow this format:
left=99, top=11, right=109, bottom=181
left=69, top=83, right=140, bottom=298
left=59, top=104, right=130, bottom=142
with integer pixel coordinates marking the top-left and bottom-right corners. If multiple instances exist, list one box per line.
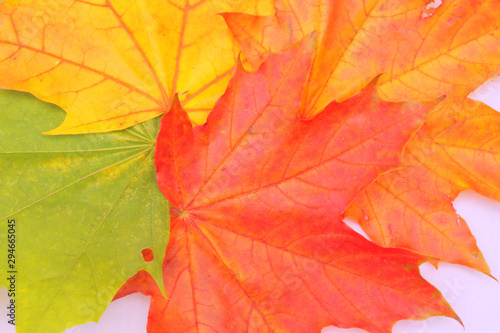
left=0, top=90, right=169, bottom=333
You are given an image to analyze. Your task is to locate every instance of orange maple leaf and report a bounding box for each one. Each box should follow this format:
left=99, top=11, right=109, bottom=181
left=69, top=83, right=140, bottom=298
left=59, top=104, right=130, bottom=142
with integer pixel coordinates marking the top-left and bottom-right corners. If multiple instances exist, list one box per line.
left=0, top=0, right=273, bottom=134
left=114, top=36, right=455, bottom=332
left=345, top=94, right=500, bottom=276
left=224, top=0, right=500, bottom=118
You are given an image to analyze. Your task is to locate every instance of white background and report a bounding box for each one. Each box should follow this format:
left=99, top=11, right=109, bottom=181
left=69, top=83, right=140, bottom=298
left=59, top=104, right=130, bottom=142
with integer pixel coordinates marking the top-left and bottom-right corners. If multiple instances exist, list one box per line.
left=2, top=78, right=500, bottom=333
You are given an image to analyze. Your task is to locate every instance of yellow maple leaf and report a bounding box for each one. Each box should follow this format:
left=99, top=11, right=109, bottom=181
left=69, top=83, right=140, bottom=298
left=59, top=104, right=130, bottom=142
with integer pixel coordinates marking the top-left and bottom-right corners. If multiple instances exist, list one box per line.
left=0, top=0, right=273, bottom=134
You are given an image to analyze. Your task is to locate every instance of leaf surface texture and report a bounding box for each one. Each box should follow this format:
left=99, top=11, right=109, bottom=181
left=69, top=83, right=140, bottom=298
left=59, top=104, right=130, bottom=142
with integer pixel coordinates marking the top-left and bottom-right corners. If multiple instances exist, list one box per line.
left=115, top=37, right=454, bottom=333
left=0, top=90, right=169, bottom=333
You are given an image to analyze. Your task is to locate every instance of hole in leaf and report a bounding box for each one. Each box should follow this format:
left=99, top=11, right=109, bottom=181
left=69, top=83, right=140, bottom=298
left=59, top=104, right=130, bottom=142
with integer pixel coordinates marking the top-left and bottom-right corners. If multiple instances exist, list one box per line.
left=141, top=248, right=154, bottom=262
left=422, top=0, right=442, bottom=18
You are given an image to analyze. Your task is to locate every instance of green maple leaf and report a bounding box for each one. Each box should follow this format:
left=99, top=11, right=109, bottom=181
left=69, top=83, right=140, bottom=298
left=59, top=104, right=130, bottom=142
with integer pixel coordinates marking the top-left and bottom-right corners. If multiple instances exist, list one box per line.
left=0, top=90, right=169, bottom=333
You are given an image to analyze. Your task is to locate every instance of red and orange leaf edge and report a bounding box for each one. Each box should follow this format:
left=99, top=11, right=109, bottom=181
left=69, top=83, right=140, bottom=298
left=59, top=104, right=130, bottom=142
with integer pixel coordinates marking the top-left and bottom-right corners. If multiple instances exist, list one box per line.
left=1, top=0, right=500, bottom=332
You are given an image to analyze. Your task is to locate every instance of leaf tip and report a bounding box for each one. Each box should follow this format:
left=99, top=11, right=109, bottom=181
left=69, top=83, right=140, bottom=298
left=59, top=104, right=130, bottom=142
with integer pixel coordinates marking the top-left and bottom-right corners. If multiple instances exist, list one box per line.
left=41, top=120, right=71, bottom=136
left=171, top=93, right=182, bottom=109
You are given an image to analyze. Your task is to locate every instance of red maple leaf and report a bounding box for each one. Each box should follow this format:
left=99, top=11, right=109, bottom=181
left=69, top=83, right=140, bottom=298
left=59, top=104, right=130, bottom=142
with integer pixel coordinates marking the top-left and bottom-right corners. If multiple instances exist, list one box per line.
left=115, top=36, right=457, bottom=332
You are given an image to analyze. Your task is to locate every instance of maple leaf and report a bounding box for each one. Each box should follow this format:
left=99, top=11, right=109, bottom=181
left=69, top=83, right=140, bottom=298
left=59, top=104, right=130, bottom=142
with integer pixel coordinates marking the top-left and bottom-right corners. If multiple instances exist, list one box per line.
left=224, top=0, right=500, bottom=118
left=0, top=89, right=169, bottom=333
left=345, top=94, right=500, bottom=277
left=0, top=0, right=273, bottom=134
left=114, top=36, right=456, bottom=333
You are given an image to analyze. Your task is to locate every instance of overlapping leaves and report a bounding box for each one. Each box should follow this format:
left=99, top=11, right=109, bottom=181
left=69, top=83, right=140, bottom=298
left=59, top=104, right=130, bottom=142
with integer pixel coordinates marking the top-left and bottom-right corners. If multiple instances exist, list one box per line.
left=345, top=94, right=500, bottom=276
left=0, top=0, right=499, bottom=332
left=224, top=0, right=500, bottom=296
left=224, top=0, right=500, bottom=116
left=114, top=36, right=455, bottom=333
